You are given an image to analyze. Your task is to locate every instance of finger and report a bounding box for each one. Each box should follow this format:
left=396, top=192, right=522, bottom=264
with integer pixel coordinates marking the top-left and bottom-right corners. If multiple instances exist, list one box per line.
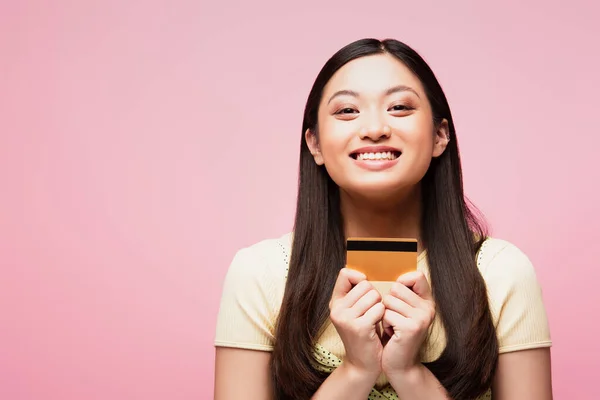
left=339, top=280, right=373, bottom=309
left=382, top=318, right=394, bottom=339
left=359, top=302, right=385, bottom=325
left=382, top=309, right=410, bottom=334
left=349, top=289, right=381, bottom=318
left=384, top=302, right=435, bottom=336
left=331, top=268, right=367, bottom=303
left=382, top=294, right=415, bottom=318
left=397, top=271, right=432, bottom=300
left=389, top=281, right=424, bottom=308
left=384, top=325, right=394, bottom=338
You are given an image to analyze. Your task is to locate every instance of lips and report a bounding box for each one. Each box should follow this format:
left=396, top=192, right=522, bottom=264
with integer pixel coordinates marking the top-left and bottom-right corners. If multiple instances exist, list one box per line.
left=350, top=146, right=402, bottom=161
left=349, top=146, right=402, bottom=171
left=353, top=151, right=400, bottom=161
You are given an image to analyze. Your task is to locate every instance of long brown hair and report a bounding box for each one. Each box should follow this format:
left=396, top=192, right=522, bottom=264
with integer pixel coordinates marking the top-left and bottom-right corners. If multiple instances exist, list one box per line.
left=270, top=38, right=498, bottom=400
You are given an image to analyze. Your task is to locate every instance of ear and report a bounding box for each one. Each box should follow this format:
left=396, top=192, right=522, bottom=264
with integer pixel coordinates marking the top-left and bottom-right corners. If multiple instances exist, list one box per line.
left=432, top=119, right=450, bottom=158
left=305, top=128, right=324, bottom=165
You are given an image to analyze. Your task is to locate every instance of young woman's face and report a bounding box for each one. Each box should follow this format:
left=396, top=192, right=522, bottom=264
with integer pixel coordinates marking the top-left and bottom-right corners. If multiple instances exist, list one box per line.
left=306, top=53, right=449, bottom=200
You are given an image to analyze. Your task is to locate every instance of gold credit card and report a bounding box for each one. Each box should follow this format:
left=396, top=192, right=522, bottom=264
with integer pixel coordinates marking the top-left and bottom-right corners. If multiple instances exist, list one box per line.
left=346, top=237, right=418, bottom=282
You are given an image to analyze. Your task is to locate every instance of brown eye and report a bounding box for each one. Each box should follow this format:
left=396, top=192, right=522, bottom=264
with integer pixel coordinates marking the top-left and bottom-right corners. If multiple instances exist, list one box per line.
left=336, top=107, right=358, bottom=115
left=389, top=104, right=412, bottom=112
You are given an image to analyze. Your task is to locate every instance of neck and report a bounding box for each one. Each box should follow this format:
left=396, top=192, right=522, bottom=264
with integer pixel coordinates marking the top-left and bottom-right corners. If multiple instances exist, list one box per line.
left=340, top=186, right=422, bottom=250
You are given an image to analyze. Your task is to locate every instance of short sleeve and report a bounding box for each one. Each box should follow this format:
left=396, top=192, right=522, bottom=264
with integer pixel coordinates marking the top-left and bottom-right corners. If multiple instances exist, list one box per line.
left=481, top=240, right=552, bottom=354
left=214, top=246, right=281, bottom=351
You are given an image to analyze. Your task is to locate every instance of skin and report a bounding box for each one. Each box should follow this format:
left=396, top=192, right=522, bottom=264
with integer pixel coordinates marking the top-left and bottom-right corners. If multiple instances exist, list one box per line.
left=214, top=53, right=552, bottom=399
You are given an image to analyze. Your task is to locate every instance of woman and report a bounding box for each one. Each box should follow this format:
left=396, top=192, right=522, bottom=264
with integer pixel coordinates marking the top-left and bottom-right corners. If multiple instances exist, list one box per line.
left=214, top=38, right=553, bottom=400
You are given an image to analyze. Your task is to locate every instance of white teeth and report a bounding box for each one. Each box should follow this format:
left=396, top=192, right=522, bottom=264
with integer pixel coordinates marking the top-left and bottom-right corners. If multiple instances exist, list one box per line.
left=356, top=151, right=398, bottom=161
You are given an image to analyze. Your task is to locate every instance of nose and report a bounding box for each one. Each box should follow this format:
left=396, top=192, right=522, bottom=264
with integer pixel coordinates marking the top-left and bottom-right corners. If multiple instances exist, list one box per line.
left=359, top=121, right=392, bottom=141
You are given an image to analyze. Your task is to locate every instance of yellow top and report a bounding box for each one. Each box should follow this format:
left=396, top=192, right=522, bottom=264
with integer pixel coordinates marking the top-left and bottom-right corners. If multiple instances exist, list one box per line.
left=214, top=233, right=552, bottom=399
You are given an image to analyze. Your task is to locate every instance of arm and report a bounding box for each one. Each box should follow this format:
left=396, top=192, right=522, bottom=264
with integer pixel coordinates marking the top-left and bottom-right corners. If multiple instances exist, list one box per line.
left=215, top=264, right=385, bottom=400
left=483, top=241, right=554, bottom=399
left=311, top=269, right=388, bottom=399
left=492, top=348, right=553, bottom=399
left=213, top=246, right=280, bottom=400
left=387, top=364, right=449, bottom=400
left=214, top=348, right=273, bottom=400
left=384, top=348, right=554, bottom=400
left=312, top=362, right=379, bottom=400
left=381, top=271, right=450, bottom=399
left=389, top=347, right=554, bottom=400
left=214, top=347, right=378, bottom=400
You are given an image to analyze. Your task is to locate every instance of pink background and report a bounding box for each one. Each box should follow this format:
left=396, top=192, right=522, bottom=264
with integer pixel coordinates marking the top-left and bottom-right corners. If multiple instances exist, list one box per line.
left=1, top=1, right=598, bottom=399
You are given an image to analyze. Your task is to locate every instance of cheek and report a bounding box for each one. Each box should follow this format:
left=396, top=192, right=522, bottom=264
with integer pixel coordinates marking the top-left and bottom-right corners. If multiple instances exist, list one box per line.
left=396, top=118, right=436, bottom=174
left=320, top=141, right=347, bottom=168
left=402, top=120, right=435, bottom=157
left=398, top=116, right=434, bottom=145
left=317, top=124, right=354, bottom=160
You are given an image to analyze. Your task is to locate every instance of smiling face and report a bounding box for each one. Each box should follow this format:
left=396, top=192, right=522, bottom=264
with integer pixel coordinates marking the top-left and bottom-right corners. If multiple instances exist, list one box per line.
left=305, top=53, right=449, bottom=201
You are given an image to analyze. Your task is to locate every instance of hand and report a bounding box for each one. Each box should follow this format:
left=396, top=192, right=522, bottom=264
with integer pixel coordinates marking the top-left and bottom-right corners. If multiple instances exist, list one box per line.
left=329, top=268, right=386, bottom=379
left=381, top=270, right=435, bottom=375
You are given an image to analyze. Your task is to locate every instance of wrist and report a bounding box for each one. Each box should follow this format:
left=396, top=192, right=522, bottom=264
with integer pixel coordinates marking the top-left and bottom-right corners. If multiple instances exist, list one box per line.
left=387, top=364, right=450, bottom=400
left=386, top=363, right=425, bottom=387
left=340, top=361, right=381, bottom=386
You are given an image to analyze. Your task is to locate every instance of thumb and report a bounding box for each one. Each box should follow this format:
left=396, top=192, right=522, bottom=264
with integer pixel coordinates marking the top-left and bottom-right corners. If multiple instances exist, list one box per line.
left=397, top=271, right=432, bottom=300
left=331, top=267, right=367, bottom=302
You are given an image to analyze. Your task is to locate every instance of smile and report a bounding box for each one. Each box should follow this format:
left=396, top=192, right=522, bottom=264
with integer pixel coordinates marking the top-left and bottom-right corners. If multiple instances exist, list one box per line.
left=352, top=151, right=400, bottom=161
left=349, top=147, right=402, bottom=171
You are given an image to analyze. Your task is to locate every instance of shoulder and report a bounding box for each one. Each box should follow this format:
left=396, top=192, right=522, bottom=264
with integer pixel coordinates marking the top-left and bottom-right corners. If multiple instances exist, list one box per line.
left=226, top=232, right=292, bottom=283
left=476, top=237, right=538, bottom=283
left=476, top=237, right=552, bottom=352
left=215, top=233, right=292, bottom=350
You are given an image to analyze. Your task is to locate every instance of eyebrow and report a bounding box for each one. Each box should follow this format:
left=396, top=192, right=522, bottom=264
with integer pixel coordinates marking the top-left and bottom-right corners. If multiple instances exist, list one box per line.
left=327, top=85, right=420, bottom=105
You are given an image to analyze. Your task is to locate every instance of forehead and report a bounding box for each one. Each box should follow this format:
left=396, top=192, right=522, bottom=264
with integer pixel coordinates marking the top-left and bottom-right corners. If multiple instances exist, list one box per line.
left=322, top=53, right=424, bottom=98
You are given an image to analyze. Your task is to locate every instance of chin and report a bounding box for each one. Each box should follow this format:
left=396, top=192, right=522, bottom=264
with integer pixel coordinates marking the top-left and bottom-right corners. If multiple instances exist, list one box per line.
left=343, top=180, right=417, bottom=202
